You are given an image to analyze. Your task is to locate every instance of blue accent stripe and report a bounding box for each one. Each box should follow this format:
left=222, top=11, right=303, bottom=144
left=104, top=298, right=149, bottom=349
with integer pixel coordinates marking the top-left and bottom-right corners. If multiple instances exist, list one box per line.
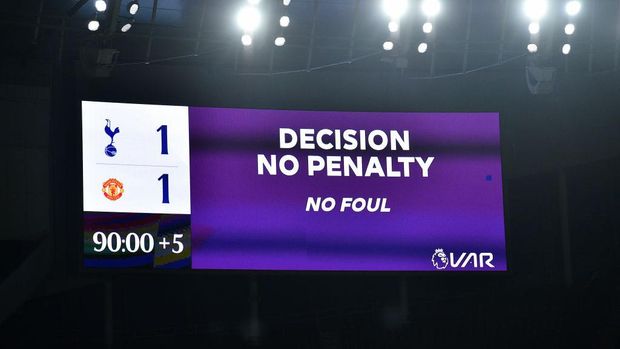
left=156, top=258, right=190, bottom=269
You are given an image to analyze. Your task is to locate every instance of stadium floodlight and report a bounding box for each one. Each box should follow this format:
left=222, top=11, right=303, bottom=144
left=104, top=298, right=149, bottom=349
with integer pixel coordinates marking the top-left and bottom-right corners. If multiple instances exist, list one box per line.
left=564, top=23, right=575, bottom=35
left=383, top=0, right=408, bottom=20
left=237, top=6, right=261, bottom=32
left=121, top=22, right=133, bottom=33
left=241, top=34, right=253, bottom=46
left=388, top=21, right=399, bottom=32
left=421, top=0, right=440, bottom=17
left=95, top=0, right=107, bottom=12
left=528, top=22, right=540, bottom=34
left=524, top=0, right=548, bottom=21
left=280, top=15, right=290, bottom=27
left=418, top=42, right=428, bottom=53
left=275, top=37, right=286, bottom=46
left=422, top=22, right=433, bottom=34
left=128, top=1, right=139, bottom=16
left=562, top=43, right=571, bottom=54
left=88, top=19, right=100, bottom=31
left=527, top=43, right=538, bottom=52
left=283, top=0, right=291, bottom=6
left=383, top=41, right=394, bottom=51
left=565, top=1, right=581, bottom=16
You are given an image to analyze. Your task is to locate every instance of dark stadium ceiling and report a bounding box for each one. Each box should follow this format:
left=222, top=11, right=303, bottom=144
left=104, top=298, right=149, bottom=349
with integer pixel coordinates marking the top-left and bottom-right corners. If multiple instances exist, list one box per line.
left=2, top=0, right=620, bottom=77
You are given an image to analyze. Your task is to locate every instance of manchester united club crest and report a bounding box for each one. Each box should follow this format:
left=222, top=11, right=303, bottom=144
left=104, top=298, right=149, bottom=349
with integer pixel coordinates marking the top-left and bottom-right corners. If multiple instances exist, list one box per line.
left=102, top=178, right=124, bottom=201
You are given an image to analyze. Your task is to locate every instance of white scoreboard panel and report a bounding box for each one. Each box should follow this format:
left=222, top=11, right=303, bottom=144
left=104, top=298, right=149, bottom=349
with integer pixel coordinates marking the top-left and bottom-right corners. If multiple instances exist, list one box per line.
left=82, top=101, right=191, bottom=215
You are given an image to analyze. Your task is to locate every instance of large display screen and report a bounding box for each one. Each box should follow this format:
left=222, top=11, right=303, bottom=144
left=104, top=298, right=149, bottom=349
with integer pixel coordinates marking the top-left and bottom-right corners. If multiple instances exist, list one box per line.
left=82, top=101, right=506, bottom=271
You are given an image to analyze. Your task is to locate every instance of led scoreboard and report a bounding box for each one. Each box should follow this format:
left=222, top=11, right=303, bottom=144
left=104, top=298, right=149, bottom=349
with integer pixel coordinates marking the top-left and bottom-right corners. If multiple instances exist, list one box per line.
left=82, top=101, right=507, bottom=271
left=82, top=102, right=191, bottom=268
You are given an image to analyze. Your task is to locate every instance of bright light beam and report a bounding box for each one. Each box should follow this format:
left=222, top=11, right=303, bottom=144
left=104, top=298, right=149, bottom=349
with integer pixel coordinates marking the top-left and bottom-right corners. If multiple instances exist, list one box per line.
left=388, top=21, right=399, bottom=32
left=241, top=34, right=253, bottom=46
left=422, top=22, right=433, bottom=34
left=95, top=0, right=107, bottom=12
left=88, top=20, right=100, bottom=31
left=562, top=43, right=571, bottom=55
left=565, top=1, right=581, bottom=16
left=280, top=16, right=290, bottom=27
left=237, top=6, right=261, bottom=33
left=275, top=37, right=286, bottom=46
left=524, top=0, right=548, bottom=21
left=383, top=0, right=408, bottom=20
left=421, top=0, right=440, bottom=17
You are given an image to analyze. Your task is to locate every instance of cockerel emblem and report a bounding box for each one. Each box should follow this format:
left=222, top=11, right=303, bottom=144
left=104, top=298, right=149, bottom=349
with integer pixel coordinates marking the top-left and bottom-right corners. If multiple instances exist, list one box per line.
left=104, top=119, right=120, bottom=157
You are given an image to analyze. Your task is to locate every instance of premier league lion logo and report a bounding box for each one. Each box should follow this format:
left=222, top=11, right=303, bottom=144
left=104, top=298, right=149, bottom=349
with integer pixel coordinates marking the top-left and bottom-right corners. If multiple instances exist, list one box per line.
left=432, top=248, right=449, bottom=269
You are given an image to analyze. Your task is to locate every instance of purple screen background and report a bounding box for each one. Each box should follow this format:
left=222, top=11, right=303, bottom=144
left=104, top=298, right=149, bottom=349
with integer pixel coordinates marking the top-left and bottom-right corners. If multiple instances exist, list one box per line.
left=189, top=108, right=506, bottom=271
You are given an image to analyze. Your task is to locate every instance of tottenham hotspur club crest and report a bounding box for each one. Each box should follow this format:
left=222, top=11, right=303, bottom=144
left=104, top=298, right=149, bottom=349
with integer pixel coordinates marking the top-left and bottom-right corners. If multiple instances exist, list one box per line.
left=431, top=248, right=449, bottom=269
left=104, top=119, right=120, bottom=157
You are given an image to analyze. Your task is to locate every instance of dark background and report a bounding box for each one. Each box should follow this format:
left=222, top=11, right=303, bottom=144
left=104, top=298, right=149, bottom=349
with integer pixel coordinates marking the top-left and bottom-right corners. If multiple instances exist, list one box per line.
left=1, top=0, right=619, bottom=347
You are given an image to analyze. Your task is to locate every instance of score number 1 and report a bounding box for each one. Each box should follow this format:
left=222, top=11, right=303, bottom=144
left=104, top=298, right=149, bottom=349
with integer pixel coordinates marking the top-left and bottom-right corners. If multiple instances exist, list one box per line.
left=157, top=125, right=170, bottom=204
left=158, top=174, right=170, bottom=204
left=157, top=125, right=168, bottom=155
